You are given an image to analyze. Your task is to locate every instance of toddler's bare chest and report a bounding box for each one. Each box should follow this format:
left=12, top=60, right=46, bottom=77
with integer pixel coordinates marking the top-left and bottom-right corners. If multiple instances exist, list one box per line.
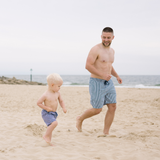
left=46, top=93, right=59, bottom=103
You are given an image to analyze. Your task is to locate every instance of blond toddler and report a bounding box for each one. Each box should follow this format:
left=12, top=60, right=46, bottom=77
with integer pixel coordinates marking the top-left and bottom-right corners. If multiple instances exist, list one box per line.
left=37, top=73, right=67, bottom=146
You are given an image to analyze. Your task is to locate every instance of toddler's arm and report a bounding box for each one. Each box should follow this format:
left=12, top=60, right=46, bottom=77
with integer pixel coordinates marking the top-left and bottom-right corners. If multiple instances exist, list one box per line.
left=37, top=94, right=53, bottom=112
left=58, top=92, right=67, bottom=113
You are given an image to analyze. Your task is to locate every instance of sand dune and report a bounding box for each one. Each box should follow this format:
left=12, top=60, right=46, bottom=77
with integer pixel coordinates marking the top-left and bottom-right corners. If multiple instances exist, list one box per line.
left=0, top=84, right=160, bottom=160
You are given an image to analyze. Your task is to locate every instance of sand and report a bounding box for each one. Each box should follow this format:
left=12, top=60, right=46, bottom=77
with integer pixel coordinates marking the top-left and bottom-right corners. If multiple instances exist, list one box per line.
left=0, top=84, right=160, bottom=160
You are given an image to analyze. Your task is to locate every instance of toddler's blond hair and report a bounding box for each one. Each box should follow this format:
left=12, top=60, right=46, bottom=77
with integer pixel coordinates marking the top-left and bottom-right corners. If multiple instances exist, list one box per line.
left=47, top=73, right=63, bottom=86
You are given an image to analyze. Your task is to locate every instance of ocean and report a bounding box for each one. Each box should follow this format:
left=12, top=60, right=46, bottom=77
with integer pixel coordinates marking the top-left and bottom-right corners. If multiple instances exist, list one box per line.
left=2, top=75, right=160, bottom=88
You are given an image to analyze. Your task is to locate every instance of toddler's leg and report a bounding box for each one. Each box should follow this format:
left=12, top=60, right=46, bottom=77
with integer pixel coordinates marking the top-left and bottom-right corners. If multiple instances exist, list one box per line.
left=43, top=121, right=58, bottom=145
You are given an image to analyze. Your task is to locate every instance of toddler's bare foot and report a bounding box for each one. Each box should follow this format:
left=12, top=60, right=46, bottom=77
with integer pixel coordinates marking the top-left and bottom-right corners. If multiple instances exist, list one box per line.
left=43, top=136, right=54, bottom=146
left=76, top=116, right=82, bottom=132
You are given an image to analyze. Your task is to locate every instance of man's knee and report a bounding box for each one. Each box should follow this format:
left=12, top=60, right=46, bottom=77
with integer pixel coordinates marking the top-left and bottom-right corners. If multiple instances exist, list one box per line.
left=107, top=104, right=116, bottom=113
left=93, top=108, right=102, bottom=114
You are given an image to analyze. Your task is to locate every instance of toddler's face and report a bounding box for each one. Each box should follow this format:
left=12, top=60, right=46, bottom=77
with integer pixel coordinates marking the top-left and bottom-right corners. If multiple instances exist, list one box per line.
left=52, top=81, right=63, bottom=92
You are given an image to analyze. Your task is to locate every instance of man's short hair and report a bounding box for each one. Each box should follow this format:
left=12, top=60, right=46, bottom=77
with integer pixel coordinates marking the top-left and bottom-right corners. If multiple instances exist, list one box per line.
left=47, top=73, right=63, bottom=85
left=102, top=27, right=114, bottom=33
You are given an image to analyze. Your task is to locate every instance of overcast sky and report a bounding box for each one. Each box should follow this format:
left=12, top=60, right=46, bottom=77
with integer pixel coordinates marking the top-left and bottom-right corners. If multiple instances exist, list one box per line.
left=0, top=0, right=160, bottom=75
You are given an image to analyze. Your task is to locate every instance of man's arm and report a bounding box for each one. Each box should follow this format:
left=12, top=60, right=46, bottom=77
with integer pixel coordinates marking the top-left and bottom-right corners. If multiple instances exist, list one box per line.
left=85, top=47, right=101, bottom=77
left=111, top=66, right=122, bottom=84
left=85, top=47, right=111, bottom=81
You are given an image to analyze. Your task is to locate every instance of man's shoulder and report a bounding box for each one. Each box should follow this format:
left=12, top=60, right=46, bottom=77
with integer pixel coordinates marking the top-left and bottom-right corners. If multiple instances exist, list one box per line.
left=110, top=47, right=115, bottom=54
left=90, top=43, right=101, bottom=53
left=92, top=43, right=101, bottom=49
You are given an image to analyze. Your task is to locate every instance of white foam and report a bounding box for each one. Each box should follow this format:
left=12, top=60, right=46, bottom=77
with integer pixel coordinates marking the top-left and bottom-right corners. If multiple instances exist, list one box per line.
left=62, top=85, right=88, bottom=87
left=115, top=85, right=160, bottom=89
left=135, top=84, right=146, bottom=88
left=63, top=82, right=72, bottom=85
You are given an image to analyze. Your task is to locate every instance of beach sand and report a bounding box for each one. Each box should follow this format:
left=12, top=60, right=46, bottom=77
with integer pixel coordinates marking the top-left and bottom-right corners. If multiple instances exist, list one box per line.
left=0, top=84, right=160, bottom=160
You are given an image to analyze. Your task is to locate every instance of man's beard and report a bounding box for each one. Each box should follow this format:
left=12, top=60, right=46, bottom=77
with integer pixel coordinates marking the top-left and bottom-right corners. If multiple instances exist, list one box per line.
left=102, top=41, right=111, bottom=47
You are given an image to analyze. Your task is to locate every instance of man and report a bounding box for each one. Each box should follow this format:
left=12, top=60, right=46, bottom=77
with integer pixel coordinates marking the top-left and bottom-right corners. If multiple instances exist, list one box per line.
left=76, top=27, right=122, bottom=136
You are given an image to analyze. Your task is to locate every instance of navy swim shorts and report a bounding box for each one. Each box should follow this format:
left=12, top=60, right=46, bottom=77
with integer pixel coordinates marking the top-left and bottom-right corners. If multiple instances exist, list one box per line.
left=41, top=109, right=58, bottom=126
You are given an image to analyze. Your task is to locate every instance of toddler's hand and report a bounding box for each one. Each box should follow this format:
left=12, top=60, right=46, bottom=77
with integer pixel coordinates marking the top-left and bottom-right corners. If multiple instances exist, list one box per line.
left=46, top=107, right=53, bottom=112
left=63, top=108, right=67, bottom=113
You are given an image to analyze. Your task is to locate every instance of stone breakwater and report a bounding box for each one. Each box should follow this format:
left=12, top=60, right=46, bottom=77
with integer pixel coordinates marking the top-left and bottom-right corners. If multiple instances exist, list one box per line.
left=0, top=76, right=46, bottom=85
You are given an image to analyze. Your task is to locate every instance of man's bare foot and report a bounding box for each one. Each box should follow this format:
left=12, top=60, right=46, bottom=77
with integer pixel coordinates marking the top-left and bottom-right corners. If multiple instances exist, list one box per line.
left=76, top=116, right=82, bottom=132
left=43, top=136, right=54, bottom=146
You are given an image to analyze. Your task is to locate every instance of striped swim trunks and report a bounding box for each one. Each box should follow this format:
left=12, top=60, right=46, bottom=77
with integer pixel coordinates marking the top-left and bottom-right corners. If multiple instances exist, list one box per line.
left=41, top=109, right=58, bottom=126
left=89, top=77, right=116, bottom=109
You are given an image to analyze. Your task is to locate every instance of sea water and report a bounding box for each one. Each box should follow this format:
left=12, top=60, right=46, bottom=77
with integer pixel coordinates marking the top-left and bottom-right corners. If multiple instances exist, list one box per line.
left=2, top=75, right=160, bottom=88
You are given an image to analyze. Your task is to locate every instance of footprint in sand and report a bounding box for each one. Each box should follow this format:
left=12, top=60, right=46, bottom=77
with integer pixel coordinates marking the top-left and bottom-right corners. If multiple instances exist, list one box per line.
left=83, top=133, right=89, bottom=136
left=25, top=124, right=46, bottom=137
left=97, top=134, right=117, bottom=138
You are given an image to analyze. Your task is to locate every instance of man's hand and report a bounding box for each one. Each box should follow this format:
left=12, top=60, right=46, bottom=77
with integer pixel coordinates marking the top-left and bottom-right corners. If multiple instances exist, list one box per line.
left=117, top=76, right=122, bottom=84
left=103, top=74, right=112, bottom=81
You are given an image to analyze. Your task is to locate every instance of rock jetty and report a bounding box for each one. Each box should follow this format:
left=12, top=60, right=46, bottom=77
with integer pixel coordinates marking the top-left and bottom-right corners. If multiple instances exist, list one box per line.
left=0, top=76, right=46, bottom=85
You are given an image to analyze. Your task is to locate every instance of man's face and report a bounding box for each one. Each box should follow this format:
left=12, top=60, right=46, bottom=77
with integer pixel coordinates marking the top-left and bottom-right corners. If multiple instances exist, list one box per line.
left=101, top=32, right=114, bottom=47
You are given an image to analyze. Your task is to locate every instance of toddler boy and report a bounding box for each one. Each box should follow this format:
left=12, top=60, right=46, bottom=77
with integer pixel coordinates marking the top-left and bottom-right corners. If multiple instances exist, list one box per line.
left=37, top=73, right=67, bottom=146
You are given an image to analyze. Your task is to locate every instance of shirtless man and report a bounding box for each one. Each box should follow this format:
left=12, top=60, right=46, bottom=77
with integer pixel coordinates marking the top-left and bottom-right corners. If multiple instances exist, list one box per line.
left=76, top=27, right=122, bottom=136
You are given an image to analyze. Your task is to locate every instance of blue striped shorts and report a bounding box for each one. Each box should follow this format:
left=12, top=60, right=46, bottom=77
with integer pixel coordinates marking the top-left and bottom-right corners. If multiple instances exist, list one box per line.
left=89, top=77, right=117, bottom=109
left=41, top=109, right=58, bottom=126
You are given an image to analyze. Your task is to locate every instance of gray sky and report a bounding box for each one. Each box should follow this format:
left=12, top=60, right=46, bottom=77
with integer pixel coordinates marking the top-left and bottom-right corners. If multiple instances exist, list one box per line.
left=0, top=0, right=160, bottom=75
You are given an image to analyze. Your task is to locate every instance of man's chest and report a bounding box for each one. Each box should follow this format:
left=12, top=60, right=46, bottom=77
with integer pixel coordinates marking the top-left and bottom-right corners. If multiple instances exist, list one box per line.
left=97, top=52, right=114, bottom=63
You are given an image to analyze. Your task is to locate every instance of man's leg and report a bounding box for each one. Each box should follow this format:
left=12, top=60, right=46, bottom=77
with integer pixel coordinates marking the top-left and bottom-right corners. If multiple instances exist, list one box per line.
left=103, top=103, right=116, bottom=135
left=76, top=108, right=102, bottom=131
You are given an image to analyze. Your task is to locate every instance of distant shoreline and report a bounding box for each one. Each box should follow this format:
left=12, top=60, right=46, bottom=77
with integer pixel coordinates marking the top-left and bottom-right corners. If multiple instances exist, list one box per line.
left=0, top=76, right=45, bottom=85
